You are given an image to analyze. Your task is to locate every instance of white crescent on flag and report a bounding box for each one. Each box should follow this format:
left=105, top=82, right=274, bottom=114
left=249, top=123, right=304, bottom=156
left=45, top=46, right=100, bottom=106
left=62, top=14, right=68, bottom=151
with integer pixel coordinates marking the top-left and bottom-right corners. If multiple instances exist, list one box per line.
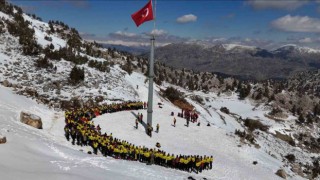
left=142, top=8, right=149, bottom=18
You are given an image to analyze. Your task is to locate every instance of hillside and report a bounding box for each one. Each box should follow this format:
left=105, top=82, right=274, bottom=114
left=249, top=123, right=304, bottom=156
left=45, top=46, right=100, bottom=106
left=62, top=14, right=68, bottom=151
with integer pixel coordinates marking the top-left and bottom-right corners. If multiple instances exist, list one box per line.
left=150, top=43, right=320, bottom=80
left=0, top=1, right=320, bottom=180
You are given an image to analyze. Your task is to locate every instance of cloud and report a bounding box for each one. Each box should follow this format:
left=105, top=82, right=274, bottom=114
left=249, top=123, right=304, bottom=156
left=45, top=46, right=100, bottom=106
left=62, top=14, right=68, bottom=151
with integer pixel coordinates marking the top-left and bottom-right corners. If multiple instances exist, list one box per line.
left=287, top=36, right=320, bottom=44
left=271, top=15, right=320, bottom=33
left=298, top=37, right=313, bottom=43
left=81, top=29, right=188, bottom=47
left=246, top=0, right=309, bottom=10
left=146, top=29, right=167, bottom=36
left=176, top=14, right=197, bottom=23
left=111, top=31, right=138, bottom=38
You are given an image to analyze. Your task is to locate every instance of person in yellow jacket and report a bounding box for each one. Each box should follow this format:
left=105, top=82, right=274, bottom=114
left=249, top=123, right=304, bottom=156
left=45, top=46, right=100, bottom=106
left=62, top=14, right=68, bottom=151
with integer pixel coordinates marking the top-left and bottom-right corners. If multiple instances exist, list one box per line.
left=209, top=156, right=213, bottom=169
left=144, top=151, right=150, bottom=159
left=93, top=141, right=98, bottom=155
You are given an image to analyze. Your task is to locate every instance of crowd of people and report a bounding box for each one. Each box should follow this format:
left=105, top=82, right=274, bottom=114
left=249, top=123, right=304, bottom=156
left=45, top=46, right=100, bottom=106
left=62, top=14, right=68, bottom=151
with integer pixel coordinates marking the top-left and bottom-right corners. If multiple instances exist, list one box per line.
left=64, top=101, right=213, bottom=173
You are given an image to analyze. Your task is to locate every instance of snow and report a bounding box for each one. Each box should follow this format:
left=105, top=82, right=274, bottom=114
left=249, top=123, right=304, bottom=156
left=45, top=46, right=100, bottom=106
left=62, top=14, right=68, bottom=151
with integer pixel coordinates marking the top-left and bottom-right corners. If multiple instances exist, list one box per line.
left=0, top=10, right=314, bottom=180
left=223, top=44, right=256, bottom=51
left=276, top=44, right=320, bottom=54
left=0, top=86, right=192, bottom=180
left=0, top=11, right=10, bottom=20
left=23, top=13, right=67, bottom=50
left=0, top=74, right=288, bottom=180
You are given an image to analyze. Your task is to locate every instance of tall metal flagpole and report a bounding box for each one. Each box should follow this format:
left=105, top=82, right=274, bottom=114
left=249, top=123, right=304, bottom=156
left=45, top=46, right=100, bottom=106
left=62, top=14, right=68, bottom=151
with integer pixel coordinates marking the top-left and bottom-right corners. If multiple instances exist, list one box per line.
left=147, top=0, right=156, bottom=127
left=147, top=35, right=155, bottom=127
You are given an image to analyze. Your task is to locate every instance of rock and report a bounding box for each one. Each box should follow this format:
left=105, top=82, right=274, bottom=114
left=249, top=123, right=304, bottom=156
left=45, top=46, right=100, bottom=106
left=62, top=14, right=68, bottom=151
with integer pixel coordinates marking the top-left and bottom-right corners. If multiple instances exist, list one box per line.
left=85, top=98, right=95, bottom=108
left=43, top=85, right=49, bottom=92
left=95, top=96, right=104, bottom=103
left=21, top=73, right=28, bottom=80
left=2, top=79, right=11, bottom=87
left=220, top=107, right=230, bottom=114
left=0, top=136, right=6, bottom=144
left=20, top=111, right=43, bottom=129
left=291, top=163, right=304, bottom=176
left=24, top=88, right=38, bottom=97
left=275, top=169, right=287, bottom=179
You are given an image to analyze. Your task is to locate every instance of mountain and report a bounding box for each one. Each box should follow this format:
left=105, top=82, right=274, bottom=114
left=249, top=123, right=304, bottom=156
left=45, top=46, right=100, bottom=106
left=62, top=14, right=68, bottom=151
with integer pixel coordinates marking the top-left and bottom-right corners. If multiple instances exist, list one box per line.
left=150, top=43, right=320, bottom=80
left=0, top=1, right=320, bottom=179
left=102, top=43, right=149, bottom=55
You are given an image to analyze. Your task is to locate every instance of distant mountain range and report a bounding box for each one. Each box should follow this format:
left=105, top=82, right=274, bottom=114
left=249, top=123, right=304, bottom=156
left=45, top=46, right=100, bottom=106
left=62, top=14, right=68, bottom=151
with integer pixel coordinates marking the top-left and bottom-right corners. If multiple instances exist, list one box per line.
left=102, top=44, right=149, bottom=55
left=139, top=43, right=320, bottom=80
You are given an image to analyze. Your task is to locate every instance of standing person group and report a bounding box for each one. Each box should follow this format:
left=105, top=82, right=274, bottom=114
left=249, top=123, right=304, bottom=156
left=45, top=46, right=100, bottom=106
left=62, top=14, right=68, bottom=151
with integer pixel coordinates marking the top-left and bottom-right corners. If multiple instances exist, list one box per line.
left=64, top=101, right=213, bottom=173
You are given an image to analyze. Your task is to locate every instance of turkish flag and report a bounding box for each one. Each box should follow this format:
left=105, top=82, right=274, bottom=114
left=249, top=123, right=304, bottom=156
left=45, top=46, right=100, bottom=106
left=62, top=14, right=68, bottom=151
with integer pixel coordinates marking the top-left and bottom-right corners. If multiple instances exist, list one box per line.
left=131, top=0, right=154, bottom=27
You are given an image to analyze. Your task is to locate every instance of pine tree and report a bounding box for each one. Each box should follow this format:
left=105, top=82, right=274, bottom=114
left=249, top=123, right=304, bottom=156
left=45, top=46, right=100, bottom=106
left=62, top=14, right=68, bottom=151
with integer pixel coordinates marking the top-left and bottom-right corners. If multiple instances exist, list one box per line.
left=69, top=66, right=85, bottom=84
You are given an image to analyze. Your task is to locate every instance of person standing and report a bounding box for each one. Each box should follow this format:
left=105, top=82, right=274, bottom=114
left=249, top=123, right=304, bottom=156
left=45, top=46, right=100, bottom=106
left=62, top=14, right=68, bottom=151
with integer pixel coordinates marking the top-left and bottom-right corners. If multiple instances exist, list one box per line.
left=140, top=113, right=143, bottom=122
left=173, top=117, right=176, bottom=127
left=135, top=118, right=138, bottom=129
left=156, top=123, right=159, bottom=133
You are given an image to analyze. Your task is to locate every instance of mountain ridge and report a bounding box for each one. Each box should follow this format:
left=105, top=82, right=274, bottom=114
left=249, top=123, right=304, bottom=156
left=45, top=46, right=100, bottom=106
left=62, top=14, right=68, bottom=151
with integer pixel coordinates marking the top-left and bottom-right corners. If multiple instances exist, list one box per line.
left=144, top=42, right=320, bottom=80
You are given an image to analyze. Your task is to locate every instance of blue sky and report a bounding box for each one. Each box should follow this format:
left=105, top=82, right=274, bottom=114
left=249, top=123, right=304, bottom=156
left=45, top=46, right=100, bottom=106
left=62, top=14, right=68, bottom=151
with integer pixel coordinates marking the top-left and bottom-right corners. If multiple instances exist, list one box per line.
left=9, top=0, right=320, bottom=49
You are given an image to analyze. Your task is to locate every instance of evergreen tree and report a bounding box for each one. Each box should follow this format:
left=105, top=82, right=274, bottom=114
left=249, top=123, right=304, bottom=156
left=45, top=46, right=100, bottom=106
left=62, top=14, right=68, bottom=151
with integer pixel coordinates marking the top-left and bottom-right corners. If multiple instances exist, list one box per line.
left=69, top=66, right=85, bottom=84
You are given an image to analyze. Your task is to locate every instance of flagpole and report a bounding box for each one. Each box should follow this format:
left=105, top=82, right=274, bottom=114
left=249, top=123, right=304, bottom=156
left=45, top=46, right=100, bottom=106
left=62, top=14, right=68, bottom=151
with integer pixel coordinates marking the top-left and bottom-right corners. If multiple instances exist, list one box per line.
left=147, top=35, right=155, bottom=128
left=147, top=0, right=156, bottom=128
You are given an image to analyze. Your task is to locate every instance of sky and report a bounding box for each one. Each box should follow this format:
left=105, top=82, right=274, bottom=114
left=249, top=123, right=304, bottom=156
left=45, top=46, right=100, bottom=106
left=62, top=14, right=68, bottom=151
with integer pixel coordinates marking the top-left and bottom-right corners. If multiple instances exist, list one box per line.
left=9, top=0, right=320, bottom=49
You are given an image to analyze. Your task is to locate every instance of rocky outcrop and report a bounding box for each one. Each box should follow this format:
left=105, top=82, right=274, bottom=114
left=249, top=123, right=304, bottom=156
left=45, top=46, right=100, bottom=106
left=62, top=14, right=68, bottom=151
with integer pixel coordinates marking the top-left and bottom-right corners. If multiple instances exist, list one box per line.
left=0, top=135, right=6, bottom=144
left=20, top=111, right=43, bottom=129
left=275, top=169, right=287, bottom=179
left=2, top=79, right=11, bottom=87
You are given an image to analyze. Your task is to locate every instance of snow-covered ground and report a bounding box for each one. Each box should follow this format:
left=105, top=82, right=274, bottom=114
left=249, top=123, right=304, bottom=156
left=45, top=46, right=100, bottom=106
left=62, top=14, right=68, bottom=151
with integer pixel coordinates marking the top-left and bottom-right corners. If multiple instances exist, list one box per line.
left=0, top=10, right=315, bottom=180
left=1, top=71, right=307, bottom=180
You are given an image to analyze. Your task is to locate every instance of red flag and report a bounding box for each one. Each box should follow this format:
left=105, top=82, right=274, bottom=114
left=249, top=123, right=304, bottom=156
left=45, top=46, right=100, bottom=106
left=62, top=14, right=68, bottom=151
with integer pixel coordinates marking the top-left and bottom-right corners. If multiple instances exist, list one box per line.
left=131, top=0, right=154, bottom=27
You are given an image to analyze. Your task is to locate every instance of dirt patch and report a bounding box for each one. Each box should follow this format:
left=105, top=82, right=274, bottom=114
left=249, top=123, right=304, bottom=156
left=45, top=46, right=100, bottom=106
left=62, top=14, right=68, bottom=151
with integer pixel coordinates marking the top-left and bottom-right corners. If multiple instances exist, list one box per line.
left=274, top=131, right=295, bottom=146
left=173, top=99, right=193, bottom=110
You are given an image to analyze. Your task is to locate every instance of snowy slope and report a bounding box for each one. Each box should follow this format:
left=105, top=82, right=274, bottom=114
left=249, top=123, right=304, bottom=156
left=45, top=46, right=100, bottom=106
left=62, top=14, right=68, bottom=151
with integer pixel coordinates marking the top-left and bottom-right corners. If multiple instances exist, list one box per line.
left=0, top=8, right=316, bottom=180
left=0, top=86, right=201, bottom=180
left=0, top=80, right=281, bottom=180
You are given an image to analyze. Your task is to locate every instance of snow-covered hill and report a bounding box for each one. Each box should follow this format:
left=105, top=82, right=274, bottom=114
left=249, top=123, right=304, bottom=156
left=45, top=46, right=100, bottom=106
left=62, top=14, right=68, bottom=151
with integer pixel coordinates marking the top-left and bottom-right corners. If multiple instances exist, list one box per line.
left=0, top=2, right=319, bottom=180
left=0, top=73, right=300, bottom=180
left=273, top=44, right=320, bottom=54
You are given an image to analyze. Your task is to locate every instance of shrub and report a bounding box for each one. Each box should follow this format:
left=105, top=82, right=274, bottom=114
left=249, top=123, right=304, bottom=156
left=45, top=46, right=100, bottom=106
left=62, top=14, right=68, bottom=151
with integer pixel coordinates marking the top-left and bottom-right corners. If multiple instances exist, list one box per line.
left=69, top=66, right=85, bottom=84
left=274, top=131, right=295, bottom=146
left=220, top=107, right=230, bottom=114
left=163, top=87, right=193, bottom=110
left=244, top=119, right=268, bottom=132
left=163, top=87, right=184, bottom=102
left=44, top=35, right=52, bottom=41
left=35, top=57, right=53, bottom=69
left=285, top=154, right=295, bottom=162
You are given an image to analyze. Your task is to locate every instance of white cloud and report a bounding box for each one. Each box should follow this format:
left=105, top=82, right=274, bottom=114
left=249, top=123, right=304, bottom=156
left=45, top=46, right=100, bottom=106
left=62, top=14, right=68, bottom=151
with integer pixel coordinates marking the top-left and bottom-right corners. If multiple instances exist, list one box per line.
left=176, top=14, right=197, bottom=23
left=93, top=40, right=170, bottom=47
left=150, top=29, right=167, bottom=36
left=247, top=0, right=309, bottom=10
left=298, top=37, right=313, bottom=43
left=113, top=31, right=137, bottom=38
left=271, top=15, right=320, bottom=33
left=81, top=29, right=187, bottom=48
